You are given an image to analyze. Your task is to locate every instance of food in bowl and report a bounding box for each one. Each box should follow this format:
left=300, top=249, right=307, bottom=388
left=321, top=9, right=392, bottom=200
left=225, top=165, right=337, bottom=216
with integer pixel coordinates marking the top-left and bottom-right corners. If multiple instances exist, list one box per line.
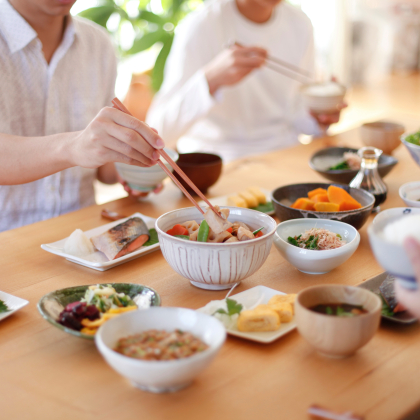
left=301, top=82, right=346, bottom=113
left=403, top=129, right=420, bottom=146
left=114, top=329, right=209, bottom=361
left=310, top=303, right=367, bottom=316
left=380, top=214, right=420, bottom=245
left=328, top=152, right=361, bottom=171
left=287, top=227, right=346, bottom=250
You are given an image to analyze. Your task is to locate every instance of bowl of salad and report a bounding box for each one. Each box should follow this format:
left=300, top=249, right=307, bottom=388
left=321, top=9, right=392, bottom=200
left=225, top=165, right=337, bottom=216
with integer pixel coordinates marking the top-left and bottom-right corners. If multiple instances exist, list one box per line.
left=401, top=131, right=420, bottom=167
left=38, top=283, right=161, bottom=339
left=273, top=219, right=360, bottom=274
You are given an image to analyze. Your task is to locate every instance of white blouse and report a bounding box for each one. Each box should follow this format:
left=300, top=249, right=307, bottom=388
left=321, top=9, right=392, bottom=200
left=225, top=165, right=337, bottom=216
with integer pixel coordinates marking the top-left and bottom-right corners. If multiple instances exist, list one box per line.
left=147, top=0, right=320, bottom=162
left=0, top=0, right=117, bottom=232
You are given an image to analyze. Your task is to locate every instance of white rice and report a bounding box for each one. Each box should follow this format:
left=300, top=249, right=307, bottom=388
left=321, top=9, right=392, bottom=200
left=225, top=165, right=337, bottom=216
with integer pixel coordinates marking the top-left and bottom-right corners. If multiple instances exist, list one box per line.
left=303, top=82, right=343, bottom=97
left=382, top=215, right=420, bottom=245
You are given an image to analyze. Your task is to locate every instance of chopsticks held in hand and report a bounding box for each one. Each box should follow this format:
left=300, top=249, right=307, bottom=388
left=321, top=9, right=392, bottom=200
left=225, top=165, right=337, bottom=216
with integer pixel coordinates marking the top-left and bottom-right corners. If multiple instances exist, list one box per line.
left=111, top=98, right=219, bottom=216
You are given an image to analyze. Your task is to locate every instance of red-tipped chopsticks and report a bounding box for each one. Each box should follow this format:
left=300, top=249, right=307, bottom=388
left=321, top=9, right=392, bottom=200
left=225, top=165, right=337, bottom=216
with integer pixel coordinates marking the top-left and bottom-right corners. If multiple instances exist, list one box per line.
left=111, top=98, right=219, bottom=216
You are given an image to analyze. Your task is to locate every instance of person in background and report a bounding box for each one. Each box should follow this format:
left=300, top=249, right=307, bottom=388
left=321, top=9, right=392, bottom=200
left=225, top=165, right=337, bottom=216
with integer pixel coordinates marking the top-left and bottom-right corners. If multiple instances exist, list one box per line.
left=395, top=238, right=420, bottom=319
left=146, top=0, right=344, bottom=162
left=0, top=0, right=164, bottom=232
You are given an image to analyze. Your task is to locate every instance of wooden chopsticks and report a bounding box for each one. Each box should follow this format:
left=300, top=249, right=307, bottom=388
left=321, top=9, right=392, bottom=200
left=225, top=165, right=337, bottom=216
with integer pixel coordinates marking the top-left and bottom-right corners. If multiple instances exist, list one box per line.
left=111, top=98, right=220, bottom=216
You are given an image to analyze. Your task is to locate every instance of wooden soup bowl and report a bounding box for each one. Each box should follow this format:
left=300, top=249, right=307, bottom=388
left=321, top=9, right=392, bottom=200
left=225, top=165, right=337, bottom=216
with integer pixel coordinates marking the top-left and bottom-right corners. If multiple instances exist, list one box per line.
left=295, top=285, right=381, bottom=358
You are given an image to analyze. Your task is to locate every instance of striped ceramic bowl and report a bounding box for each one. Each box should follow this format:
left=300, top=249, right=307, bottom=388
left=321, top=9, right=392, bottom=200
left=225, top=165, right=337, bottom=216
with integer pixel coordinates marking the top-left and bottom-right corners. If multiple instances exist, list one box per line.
left=155, top=207, right=277, bottom=290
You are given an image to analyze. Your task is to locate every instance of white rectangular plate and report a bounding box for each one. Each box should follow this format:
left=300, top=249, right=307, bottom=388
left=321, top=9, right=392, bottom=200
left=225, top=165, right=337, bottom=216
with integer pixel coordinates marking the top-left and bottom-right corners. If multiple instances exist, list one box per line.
left=198, top=285, right=296, bottom=343
left=0, top=291, right=29, bottom=322
left=41, top=212, right=159, bottom=271
left=198, top=189, right=274, bottom=215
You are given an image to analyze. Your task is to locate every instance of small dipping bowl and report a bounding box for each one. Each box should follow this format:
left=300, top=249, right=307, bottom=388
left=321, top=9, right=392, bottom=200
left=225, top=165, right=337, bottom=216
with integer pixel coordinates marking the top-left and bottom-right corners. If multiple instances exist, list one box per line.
left=95, top=307, right=226, bottom=393
left=295, top=284, right=381, bottom=358
left=399, top=181, right=420, bottom=208
left=172, top=153, right=222, bottom=195
left=360, top=121, right=405, bottom=155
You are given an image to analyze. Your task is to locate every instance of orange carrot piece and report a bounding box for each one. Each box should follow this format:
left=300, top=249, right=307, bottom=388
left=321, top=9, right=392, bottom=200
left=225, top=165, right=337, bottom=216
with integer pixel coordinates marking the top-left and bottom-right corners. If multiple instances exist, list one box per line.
left=166, top=224, right=189, bottom=236
left=308, top=188, right=328, bottom=199
left=314, top=202, right=340, bottom=212
left=311, top=193, right=329, bottom=203
left=291, top=198, right=315, bottom=211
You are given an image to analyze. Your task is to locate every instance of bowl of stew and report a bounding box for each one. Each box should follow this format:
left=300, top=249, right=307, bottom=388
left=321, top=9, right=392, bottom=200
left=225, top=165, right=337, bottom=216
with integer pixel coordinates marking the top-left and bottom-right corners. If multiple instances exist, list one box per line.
left=295, top=285, right=381, bottom=357
left=95, top=307, right=226, bottom=393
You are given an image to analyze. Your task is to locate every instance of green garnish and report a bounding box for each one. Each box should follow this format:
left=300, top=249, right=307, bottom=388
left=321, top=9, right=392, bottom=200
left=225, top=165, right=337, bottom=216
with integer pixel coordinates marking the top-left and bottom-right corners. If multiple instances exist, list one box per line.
left=336, top=234, right=342, bottom=239
left=197, top=220, right=210, bottom=242
left=251, top=202, right=274, bottom=213
left=253, top=227, right=264, bottom=235
left=174, top=235, right=190, bottom=240
left=379, top=295, right=394, bottom=317
left=287, top=236, right=299, bottom=247
left=214, top=298, right=243, bottom=317
left=405, top=130, right=420, bottom=146
left=326, top=306, right=333, bottom=315
left=0, top=300, right=10, bottom=313
left=329, top=161, right=350, bottom=171
left=143, top=228, right=159, bottom=247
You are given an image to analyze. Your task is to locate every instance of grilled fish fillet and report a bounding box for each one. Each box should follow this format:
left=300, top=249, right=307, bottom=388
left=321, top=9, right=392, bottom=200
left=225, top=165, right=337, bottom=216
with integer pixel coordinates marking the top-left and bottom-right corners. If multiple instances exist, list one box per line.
left=90, top=217, right=150, bottom=260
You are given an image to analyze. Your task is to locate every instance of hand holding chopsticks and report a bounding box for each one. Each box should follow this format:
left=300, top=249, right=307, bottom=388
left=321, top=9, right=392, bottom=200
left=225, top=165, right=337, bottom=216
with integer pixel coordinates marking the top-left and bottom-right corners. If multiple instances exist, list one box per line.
left=111, top=98, right=220, bottom=216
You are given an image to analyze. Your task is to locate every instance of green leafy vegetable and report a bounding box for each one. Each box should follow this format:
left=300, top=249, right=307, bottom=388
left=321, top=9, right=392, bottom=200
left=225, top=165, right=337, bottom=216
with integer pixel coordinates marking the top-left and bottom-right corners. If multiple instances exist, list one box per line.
left=379, top=295, right=394, bottom=317
left=174, top=235, right=190, bottom=240
left=326, top=306, right=333, bottom=315
left=288, top=236, right=299, bottom=247
left=0, top=299, right=10, bottom=313
left=251, top=202, right=274, bottom=213
left=329, top=161, right=350, bottom=171
left=253, top=227, right=264, bottom=235
left=214, top=298, right=243, bottom=317
left=143, top=228, right=159, bottom=247
left=405, top=130, right=420, bottom=146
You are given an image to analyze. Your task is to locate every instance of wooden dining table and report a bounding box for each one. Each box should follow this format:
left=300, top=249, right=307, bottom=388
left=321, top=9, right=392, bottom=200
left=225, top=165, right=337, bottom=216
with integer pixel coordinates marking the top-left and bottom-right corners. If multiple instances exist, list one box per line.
left=2, top=122, right=420, bottom=420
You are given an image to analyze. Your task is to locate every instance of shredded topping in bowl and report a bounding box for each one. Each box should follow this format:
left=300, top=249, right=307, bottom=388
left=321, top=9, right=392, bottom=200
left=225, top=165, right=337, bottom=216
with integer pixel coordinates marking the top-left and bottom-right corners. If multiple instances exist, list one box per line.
left=287, top=228, right=346, bottom=250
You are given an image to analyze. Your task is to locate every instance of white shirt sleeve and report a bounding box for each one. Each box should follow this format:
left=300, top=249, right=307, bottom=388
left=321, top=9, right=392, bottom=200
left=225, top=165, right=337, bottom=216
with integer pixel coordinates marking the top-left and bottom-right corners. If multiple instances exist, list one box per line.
left=146, top=15, right=220, bottom=144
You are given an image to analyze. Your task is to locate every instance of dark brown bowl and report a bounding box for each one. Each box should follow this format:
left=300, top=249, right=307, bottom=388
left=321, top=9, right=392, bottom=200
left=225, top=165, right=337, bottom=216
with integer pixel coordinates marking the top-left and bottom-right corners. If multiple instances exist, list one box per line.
left=271, top=182, right=375, bottom=230
left=172, top=153, right=223, bottom=195
left=309, top=147, right=398, bottom=184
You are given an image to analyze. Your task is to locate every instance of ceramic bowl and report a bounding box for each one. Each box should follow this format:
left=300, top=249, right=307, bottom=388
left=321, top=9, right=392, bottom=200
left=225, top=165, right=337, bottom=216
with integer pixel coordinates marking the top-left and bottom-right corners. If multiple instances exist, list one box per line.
left=273, top=219, right=360, bottom=274
left=295, top=285, right=381, bottom=357
left=155, top=206, right=277, bottom=290
left=399, top=182, right=420, bottom=208
left=95, top=307, right=226, bottom=393
left=300, top=82, right=346, bottom=113
left=360, top=121, right=405, bottom=155
left=271, top=183, right=375, bottom=230
left=172, top=153, right=222, bottom=195
left=401, top=134, right=420, bottom=167
left=368, top=208, right=419, bottom=288
left=115, top=148, right=179, bottom=192
left=37, top=283, right=161, bottom=340
left=309, top=147, right=397, bottom=184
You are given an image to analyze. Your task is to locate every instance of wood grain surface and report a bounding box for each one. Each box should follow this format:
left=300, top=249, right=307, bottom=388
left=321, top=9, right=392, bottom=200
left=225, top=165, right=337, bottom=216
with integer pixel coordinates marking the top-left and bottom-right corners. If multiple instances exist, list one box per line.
left=1, top=123, right=420, bottom=420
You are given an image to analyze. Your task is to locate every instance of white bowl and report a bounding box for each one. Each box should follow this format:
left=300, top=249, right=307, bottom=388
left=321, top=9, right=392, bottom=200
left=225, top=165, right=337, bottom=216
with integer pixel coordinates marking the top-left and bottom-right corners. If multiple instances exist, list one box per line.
left=155, top=207, right=277, bottom=290
left=95, top=307, right=226, bottom=393
left=401, top=134, right=420, bottom=167
left=399, top=182, right=420, bottom=208
left=300, top=82, right=346, bottom=113
left=115, top=148, right=179, bottom=192
left=273, top=219, right=360, bottom=274
left=368, top=209, right=418, bottom=288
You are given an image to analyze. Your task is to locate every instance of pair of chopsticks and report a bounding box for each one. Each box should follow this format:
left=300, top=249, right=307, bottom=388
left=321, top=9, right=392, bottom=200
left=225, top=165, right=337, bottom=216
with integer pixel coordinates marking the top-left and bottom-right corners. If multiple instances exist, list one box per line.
left=111, top=98, right=219, bottom=216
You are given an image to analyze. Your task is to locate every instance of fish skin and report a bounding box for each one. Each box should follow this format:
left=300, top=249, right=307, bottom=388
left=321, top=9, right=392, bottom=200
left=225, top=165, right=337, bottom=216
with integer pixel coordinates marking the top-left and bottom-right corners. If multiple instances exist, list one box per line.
left=91, top=217, right=150, bottom=260
left=379, top=275, right=399, bottom=311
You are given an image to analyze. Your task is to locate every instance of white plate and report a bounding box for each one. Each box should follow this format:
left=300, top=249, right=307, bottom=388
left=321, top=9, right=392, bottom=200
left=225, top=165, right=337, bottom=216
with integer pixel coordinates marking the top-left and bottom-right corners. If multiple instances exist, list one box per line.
left=0, top=291, right=29, bottom=321
left=198, top=285, right=296, bottom=343
left=198, top=189, right=274, bottom=215
left=41, top=213, right=160, bottom=271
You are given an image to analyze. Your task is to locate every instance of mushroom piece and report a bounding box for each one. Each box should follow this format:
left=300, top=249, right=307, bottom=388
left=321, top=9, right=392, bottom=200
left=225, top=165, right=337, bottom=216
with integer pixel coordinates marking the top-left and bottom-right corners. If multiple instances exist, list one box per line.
left=237, top=227, right=255, bottom=241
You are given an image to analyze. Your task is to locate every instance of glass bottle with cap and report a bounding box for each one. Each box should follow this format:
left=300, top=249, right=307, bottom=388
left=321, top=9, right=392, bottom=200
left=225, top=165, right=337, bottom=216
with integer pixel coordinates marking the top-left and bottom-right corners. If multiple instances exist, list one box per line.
left=349, top=147, right=387, bottom=211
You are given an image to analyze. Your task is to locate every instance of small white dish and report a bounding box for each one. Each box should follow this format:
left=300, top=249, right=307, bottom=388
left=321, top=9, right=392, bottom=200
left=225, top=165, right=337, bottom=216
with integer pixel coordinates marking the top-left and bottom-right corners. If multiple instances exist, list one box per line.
left=274, top=219, right=360, bottom=274
left=197, top=285, right=297, bottom=343
left=95, top=307, right=226, bottom=393
left=399, top=181, right=420, bottom=208
left=41, top=212, right=159, bottom=271
left=0, top=291, right=29, bottom=322
left=198, top=189, right=274, bottom=215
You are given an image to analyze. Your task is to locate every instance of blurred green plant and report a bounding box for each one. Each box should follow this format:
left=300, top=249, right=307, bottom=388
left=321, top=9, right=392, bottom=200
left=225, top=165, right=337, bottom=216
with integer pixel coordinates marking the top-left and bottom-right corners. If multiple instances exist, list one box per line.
left=79, top=0, right=203, bottom=91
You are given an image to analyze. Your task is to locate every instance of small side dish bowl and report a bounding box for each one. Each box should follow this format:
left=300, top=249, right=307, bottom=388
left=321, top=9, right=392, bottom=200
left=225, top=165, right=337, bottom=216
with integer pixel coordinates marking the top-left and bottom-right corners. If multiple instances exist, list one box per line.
left=399, top=181, right=420, bottom=208
left=295, top=285, right=381, bottom=357
left=401, top=133, right=420, bottom=167
left=172, top=153, right=222, bottom=195
left=38, top=283, right=161, bottom=340
left=271, top=183, right=375, bottom=230
left=360, top=121, right=405, bottom=155
left=155, top=206, right=277, bottom=290
left=273, top=219, right=360, bottom=274
left=300, top=82, right=346, bottom=113
left=115, top=148, right=179, bottom=192
left=95, top=307, right=226, bottom=393
left=309, top=147, right=397, bottom=184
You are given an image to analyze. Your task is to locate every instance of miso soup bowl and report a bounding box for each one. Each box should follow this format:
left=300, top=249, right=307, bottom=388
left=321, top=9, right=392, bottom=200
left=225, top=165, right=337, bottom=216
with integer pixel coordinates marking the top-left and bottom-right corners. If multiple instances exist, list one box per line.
left=295, top=285, right=381, bottom=358
left=96, top=308, right=226, bottom=393
left=155, top=207, right=277, bottom=290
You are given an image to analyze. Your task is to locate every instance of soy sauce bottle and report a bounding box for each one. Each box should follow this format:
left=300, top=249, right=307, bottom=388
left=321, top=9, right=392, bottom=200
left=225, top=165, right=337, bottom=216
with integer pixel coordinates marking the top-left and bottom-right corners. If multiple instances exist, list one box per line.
left=350, top=147, right=387, bottom=211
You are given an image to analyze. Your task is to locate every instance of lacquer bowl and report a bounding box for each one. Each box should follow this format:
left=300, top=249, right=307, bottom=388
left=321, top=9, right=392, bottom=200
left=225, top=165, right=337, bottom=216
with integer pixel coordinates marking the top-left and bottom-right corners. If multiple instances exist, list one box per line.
left=155, top=207, right=277, bottom=290
left=95, top=307, right=226, bottom=393
left=295, top=285, right=381, bottom=358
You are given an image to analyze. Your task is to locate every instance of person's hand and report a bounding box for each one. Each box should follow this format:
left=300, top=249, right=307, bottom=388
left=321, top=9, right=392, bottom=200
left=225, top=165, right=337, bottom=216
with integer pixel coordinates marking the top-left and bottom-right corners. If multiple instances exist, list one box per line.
left=118, top=174, right=164, bottom=201
left=395, top=237, right=420, bottom=319
left=70, top=107, right=164, bottom=169
left=204, top=44, right=267, bottom=95
left=310, top=102, right=347, bottom=131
